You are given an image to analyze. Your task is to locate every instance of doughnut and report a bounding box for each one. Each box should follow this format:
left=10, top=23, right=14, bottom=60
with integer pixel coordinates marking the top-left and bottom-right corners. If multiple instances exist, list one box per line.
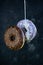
left=17, top=19, right=37, bottom=42
left=4, top=26, right=25, bottom=50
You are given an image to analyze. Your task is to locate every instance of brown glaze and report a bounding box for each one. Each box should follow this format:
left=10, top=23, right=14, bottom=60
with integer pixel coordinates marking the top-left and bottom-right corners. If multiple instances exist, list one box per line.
left=4, top=26, right=24, bottom=50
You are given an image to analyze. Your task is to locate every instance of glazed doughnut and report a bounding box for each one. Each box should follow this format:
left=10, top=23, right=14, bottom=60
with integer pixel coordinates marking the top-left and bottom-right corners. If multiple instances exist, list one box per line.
left=17, top=19, right=37, bottom=42
left=4, top=26, right=25, bottom=50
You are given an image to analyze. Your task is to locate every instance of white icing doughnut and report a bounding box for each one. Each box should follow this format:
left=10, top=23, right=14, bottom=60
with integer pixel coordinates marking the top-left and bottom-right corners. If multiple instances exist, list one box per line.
left=17, top=19, right=37, bottom=42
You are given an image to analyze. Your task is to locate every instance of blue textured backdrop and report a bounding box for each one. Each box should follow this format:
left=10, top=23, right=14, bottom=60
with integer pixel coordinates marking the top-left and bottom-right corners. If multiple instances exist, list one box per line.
left=0, top=0, right=43, bottom=65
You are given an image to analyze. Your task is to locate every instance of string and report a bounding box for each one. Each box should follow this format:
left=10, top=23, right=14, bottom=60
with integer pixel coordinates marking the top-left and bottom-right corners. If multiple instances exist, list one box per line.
left=24, top=0, right=26, bottom=19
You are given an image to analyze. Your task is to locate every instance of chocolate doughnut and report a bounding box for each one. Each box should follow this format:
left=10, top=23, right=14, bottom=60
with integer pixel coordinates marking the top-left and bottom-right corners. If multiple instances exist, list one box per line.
left=4, top=26, right=25, bottom=50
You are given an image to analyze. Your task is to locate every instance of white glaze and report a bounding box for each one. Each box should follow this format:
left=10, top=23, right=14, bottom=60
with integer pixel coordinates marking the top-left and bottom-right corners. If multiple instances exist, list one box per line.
left=17, top=19, right=37, bottom=42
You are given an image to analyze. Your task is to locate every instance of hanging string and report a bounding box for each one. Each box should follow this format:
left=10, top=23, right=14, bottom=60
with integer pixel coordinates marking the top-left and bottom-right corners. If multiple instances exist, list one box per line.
left=24, top=0, right=26, bottom=19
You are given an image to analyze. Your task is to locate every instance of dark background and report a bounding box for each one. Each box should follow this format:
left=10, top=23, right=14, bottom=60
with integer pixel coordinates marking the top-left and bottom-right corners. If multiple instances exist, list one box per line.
left=0, top=0, right=43, bottom=65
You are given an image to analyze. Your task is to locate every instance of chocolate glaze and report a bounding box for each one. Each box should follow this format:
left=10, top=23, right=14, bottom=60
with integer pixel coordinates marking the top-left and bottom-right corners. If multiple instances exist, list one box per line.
left=4, top=26, right=25, bottom=50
